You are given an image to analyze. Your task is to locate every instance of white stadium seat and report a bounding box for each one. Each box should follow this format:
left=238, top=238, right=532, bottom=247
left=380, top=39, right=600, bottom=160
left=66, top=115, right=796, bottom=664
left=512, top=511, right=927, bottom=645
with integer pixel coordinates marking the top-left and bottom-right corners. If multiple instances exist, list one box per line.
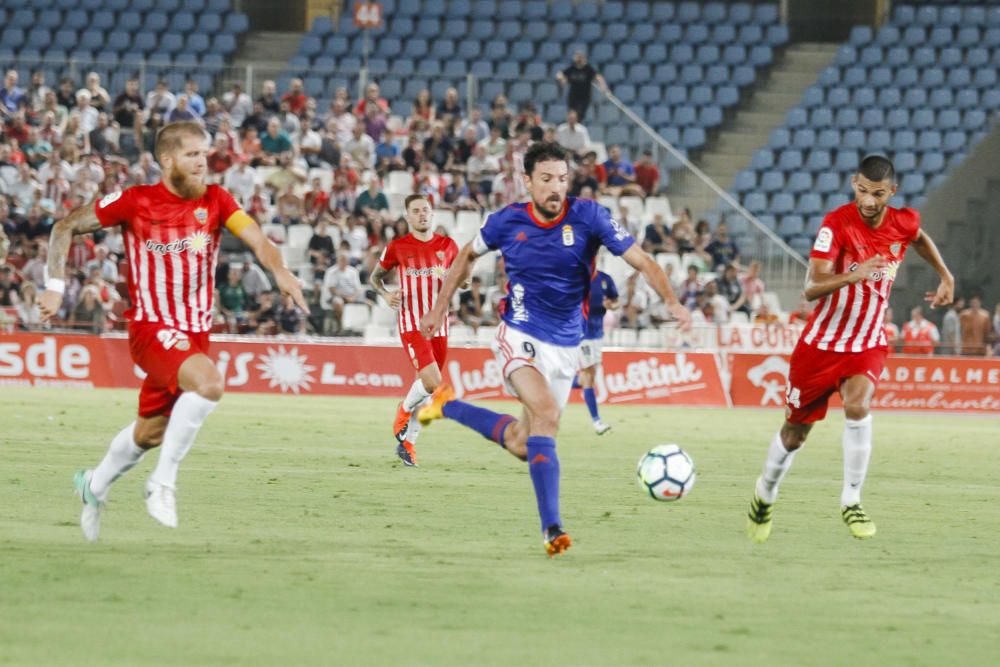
left=340, top=303, right=371, bottom=333
left=644, top=196, right=675, bottom=224
left=386, top=170, right=414, bottom=195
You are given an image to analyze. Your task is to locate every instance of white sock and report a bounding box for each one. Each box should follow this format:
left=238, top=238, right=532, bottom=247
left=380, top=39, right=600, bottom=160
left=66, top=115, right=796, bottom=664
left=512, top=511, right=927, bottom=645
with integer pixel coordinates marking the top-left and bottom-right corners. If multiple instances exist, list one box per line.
left=402, top=379, right=432, bottom=412
left=149, top=392, right=218, bottom=489
left=756, top=432, right=797, bottom=504
left=405, top=411, right=423, bottom=445
left=841, top=415, right=873, bottom=507
left=89, top=422, right=145, bottom=501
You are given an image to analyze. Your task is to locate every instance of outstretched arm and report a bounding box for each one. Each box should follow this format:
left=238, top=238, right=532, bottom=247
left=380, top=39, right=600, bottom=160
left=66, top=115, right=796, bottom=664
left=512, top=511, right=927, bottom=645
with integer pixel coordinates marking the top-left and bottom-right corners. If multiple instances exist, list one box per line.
left=369, top=263, right=400, bottom=309
left=234, top=220, right=308, bottom=312
left=38, top=202, right=103, bottom=320
left=621, top=244, right=691, bottom=330
left=419, top=242, right=482, bottom=338
left=910, top=228, right=954, bottom=308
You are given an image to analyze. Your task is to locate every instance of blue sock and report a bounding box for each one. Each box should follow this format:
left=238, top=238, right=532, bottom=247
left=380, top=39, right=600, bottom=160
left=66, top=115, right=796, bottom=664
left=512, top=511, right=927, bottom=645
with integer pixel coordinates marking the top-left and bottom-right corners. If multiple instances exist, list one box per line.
left=571, top=375, right=581, bottom=389
left=442, top=400, right=516, bottom=446
left=583, top=387, right=600, bottom=421
left=526, top=436, right=561, bottom=532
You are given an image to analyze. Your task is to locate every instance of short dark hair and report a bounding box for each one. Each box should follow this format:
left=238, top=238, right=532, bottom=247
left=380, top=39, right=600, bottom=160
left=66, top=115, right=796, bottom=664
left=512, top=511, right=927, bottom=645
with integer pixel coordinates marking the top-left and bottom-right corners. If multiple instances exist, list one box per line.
left=404, top=194, right=429, bottom=210
left=858, top=155, right=895, bottom=182
left=523, top=141, right=568, bottom=176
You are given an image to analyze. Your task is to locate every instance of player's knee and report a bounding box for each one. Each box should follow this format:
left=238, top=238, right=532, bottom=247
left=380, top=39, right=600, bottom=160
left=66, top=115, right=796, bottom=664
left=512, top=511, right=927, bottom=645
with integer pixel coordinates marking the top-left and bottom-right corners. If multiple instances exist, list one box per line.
left=191, top=370, right=225, bottom=402
left=780, top=424, right=809, bottom=451
left=843, top=402, right=870, bottom=421
left=531, top=405, right=561, bottom=435
left=134, top=425, right=165, bottom=448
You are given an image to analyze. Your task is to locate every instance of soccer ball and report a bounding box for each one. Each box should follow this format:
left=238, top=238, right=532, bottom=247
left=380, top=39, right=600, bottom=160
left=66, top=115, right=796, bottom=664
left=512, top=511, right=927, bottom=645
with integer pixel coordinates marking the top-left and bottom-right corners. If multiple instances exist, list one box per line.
left=636, top=444, right=696, bottom=501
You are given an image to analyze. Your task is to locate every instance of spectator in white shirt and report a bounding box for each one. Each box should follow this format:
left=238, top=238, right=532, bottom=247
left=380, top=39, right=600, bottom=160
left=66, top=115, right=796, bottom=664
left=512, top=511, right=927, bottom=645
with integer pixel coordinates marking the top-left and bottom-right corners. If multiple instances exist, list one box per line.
left=321, top=251, right=364, bottom=334
left=554, top=109, right=591, bottom=159
left=344, top=123, right=375, bottom=170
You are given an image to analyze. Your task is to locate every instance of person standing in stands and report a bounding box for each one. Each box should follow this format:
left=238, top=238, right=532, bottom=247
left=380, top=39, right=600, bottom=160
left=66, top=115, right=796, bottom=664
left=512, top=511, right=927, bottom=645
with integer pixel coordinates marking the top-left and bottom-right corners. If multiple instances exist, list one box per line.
left=556, top=51, right=607, bottom=122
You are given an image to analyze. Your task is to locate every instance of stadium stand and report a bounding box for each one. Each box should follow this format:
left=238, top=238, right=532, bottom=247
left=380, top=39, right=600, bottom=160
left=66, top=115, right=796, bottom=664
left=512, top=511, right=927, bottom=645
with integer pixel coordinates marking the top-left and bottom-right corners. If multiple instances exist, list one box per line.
left=729, top=2, right=1000, bottom=253
left=0, top=1, right=996, bottom=351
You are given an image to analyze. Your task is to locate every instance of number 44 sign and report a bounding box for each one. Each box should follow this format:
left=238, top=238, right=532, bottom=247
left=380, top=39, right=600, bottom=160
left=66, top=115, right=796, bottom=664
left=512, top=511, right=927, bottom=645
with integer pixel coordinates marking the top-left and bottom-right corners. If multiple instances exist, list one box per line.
left=353, top=1, right=383, bottom=28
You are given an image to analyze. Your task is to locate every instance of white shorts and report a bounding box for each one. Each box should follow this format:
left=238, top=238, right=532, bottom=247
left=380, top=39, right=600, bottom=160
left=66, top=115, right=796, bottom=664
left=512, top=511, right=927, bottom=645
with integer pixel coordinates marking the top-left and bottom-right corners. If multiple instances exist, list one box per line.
left=491, top=322, right=578, bottom=409
left=578, top=337, right=603, bottom=369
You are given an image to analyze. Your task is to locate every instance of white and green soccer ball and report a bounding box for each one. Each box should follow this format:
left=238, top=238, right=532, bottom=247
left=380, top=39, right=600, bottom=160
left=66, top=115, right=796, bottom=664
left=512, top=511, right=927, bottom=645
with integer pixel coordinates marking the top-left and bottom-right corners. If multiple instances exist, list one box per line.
left=636, top=444, right=696, bottom=501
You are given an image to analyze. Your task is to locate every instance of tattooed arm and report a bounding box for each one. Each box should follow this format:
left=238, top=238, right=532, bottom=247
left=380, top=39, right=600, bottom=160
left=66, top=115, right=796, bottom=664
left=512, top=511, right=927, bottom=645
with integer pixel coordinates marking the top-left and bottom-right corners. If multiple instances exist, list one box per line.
left=38, top=202, right=103, bottom=320
left=368, top=263, right=400, bottom=309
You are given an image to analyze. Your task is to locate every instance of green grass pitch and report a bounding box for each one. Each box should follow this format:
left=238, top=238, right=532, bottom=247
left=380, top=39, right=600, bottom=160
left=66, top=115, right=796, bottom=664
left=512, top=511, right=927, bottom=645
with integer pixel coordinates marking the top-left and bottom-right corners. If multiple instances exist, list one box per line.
left=1, top=387, right=998, bottom=666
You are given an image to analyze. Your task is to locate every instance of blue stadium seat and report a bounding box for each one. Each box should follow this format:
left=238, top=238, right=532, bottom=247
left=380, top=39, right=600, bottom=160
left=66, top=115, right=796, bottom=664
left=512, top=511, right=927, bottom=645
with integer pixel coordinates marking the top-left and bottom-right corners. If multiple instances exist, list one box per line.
left=659, top=23, right=684, bottom=44
left=842, top=67, right=865, bottom=88
left=963, top=110, right=987, bottom=131
left=878, top=87, right=901, bottom=109
left=749, top=46, right=773, bottom=67
left=738, top=25, right=763, bottom=45
left=973, top=68, right=997, bottom=89
left=940, top=6, right=962, bottom=27
left=755, top=4, right=779, bottom=24
left=928, top=27, right=953, bottom=48
left=729, top=3, right=753, bottom=24
left=894, top=67, right=918, bottom=89
left=769, top=128, right=791, bottom=149
left=702, top=2, right=727, bottom=24
left=145, top=12, right=169, bottom=32
left=920, top=153, right=944, bottom=173
left=915, top=6, right=938, bottom=26
left=744, top=192, right=768, bottom=213
left=690, top=85, right=712, bottom=106
left=771, top=193, right=795, bottom=215
left=225, top=13, right=250, bottom=33
left=805, top=150, right=831, bottom=172
left=826, top=87, right=849, bottom=108
left=673, top=105, right=697, bottom=126
left=716, top=86, right=739, bottom=107
left=605, top=22, right=629, bottom=43
left=171, top=13, right=196, bottom=33
left=860, top=108, right=884, bottom=129
left=681, top=127, right=706, bottom=149
left=816, top=129, right=840, bottom=150
left=497, top=20, right=521, bottom=41
left=686, top=23, right=710, bottom=44
left=632, top=24, right=655, bottom=43
left=732, top=170, right=756, bottom=193
left=644, top=43, right=668, bottom=63
left=893, top=130, right=917, bottom=152
left=536, top=41, right=562, bottom=63
left=778, top=215, right=805, bottom=238
left=789, top=128, right=813, bottom=150
left=671, top=44, right=694, bottom=65
left=814, top=172, right=840, bottom=194
left=787, top=172, right=812, bottom=194
left=678, top=65, right=703, bottom=86
left=676, top=1, right=701, bottom=24
left=785, top=107, right=807, bottom=129
left=911, top=47, right=936, bottom=69
left=777, top=150, right=803, bottom=171
left=721, top=45, right=746, bottom=66
left=696, top=45, right=720, bottom=65
left=590, top=42, right=615, bottom=65
left=750, top=149, right=774, bottom=171
left=653, top=63, right=678, bottom=84
left=942, top=131, right=966, bottom=154
left=833, top=45, right=856, bottom=66
left=702, top=105, right=723, bottom=127
left=213, top=34, right=237, bottom=55
left=965, top=6, right=987, bottom=25
left=981, top=89, right=1000, bottom=110
left=868, top=130, right=891, bottom=152
left=711, top=24, right=737, bottom=45
left=625, top=1, right=650, bottom=23
left=618, top=43, right=641, bottom=62
left=79, top=29, right=105, bottom=51
left=869, top=67, right=892, bottom=88
left=920, top=67, right=945, bottom=88
left=917, top=131, right=942, bottom=152
left=810, top=107, right=833, bottom=128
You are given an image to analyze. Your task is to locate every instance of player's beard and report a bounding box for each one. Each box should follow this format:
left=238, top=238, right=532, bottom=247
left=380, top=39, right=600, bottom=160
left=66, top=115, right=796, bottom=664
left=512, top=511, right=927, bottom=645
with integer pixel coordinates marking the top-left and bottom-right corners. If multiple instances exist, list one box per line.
left=534, top=194, right=564, bottom=220
left=169, top=166, right=207, bottom=200
left=856, top=202, right=883, bottom=222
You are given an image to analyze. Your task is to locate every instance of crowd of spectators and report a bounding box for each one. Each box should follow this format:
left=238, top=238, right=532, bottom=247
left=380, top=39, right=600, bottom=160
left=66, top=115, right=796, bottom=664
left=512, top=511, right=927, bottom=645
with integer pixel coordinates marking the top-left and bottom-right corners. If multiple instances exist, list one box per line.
left=0, top=66, right=996, bottom=355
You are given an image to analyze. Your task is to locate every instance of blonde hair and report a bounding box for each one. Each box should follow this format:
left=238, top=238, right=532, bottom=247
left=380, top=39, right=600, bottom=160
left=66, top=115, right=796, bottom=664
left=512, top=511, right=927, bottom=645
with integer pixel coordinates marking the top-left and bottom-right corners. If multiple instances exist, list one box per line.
left=155, top=121, right=208, bottom=163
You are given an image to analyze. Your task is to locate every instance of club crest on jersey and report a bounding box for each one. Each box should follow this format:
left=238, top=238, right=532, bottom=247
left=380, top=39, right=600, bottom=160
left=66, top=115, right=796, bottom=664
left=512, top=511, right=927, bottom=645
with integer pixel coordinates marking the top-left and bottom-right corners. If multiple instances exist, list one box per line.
left=193, top=207, right=208, bottom=225
left=889, top=242, right=902, bottom=257
left=435, top=251, right=445, bottom=260
left=562, top=224, right=574, bottom=246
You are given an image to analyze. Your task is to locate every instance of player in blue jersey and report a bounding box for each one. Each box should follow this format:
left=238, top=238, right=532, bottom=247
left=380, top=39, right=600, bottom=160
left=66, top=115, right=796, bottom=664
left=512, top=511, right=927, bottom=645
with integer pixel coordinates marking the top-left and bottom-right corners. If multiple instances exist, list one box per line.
left=418, top=142, right=691, bottom=557
left=578, top=267, right=619, bottom=435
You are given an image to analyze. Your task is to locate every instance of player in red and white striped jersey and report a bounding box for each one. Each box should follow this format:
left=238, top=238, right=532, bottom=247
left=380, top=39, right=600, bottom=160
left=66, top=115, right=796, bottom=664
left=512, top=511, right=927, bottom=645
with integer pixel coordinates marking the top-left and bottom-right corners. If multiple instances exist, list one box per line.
left=369, top=194, right=460, bottom=466
left=747, top=155, right=954, bottom=543
left=38, top=122, right=307, bottom=540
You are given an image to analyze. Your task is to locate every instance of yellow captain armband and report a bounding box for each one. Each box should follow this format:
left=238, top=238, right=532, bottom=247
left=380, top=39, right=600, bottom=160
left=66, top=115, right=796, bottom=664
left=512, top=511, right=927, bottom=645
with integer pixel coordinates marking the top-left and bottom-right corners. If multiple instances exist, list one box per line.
left=224, top=209, right=256, bottom=237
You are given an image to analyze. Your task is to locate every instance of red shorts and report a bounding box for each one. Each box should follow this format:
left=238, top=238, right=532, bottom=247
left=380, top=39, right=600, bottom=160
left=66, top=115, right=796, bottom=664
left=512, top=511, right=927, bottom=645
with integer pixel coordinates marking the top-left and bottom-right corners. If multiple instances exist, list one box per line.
left=129, top=321, right=211, bottom=418
left=785, top=341, right=888, bottom=424
left=399, top=331, right=448, bottom=371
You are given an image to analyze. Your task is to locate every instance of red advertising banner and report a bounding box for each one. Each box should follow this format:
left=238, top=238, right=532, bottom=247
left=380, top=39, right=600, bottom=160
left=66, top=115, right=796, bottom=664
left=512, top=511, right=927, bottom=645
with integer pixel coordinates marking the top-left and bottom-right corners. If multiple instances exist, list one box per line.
left=3, top=334, right=996, bottom=412
left=0, top=334, right=729, bottom=406
left=729, top=352, right=1000, bottom=413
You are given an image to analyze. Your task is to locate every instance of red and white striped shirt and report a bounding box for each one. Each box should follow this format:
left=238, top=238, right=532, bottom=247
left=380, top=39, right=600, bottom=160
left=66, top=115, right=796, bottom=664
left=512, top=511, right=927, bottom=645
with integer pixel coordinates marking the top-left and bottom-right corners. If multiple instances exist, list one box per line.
left=94, top=183, right=248, bottom=333
left=379, top=233, right=459, bottom=336
left=801, top=204, right=920, bottom=352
